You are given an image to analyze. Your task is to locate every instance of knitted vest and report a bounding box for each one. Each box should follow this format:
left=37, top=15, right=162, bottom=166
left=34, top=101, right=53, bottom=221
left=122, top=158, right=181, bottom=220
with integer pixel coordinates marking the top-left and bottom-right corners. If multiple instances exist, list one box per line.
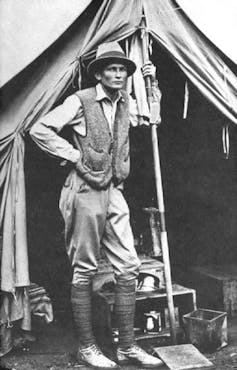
left=73, top=87, right=130, bottom=189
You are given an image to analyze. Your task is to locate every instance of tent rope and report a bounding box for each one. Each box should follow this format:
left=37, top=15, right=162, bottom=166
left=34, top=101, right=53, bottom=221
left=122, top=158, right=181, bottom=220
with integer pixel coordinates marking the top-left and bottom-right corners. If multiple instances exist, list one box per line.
left=222, top=64, right=230, bottom=159
left=183, top=81, right=189, bottom=119
left=71, top=57, right=80, bottom=89
left=222, top=124, right=229, bottom=159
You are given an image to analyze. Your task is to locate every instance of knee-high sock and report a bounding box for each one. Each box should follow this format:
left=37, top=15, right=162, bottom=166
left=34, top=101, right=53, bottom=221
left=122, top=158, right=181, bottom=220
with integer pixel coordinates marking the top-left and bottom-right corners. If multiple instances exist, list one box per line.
left=71, top=283, right=95, bottom=347
left=114, top=278, right=136, bottom=349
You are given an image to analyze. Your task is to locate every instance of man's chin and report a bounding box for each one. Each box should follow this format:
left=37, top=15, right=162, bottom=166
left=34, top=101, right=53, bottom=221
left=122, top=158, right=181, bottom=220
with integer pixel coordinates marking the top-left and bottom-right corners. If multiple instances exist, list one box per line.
left=111, top=84, right=124, bottom=90
left=102, top=84, right=124, bottom=94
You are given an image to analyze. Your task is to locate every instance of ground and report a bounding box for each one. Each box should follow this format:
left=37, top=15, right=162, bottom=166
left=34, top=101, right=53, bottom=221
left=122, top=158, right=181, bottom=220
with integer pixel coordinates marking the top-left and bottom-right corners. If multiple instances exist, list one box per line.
left=1, top=316, right=237, bottom=370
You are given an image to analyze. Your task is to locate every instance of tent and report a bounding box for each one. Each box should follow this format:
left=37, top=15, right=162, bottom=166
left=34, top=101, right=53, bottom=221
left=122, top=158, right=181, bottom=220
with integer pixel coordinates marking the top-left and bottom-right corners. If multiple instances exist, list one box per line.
left=1, top=0, right=237, bottom=347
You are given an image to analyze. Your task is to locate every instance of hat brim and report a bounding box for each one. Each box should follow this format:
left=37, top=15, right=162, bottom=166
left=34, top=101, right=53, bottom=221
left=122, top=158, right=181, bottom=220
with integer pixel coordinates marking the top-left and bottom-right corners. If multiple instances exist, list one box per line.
left=87, top=56, right=136, bottom=77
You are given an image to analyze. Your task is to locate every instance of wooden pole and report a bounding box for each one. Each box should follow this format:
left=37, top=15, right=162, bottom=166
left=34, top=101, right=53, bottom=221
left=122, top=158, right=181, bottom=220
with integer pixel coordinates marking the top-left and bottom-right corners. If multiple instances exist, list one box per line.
left=140, top=15, right=177, bottom=344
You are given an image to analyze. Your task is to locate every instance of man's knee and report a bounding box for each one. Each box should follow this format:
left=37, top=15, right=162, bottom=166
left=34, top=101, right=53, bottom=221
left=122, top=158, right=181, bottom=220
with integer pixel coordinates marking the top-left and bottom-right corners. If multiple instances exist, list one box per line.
left=116, top=256, right=141, bottom=282
left=72, top=269, right=97, bottom=285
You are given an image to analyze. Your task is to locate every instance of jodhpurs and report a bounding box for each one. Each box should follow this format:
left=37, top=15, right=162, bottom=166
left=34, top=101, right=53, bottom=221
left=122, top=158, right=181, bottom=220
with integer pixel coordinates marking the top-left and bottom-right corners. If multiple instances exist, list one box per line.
left=59, top=170, right=141, bottom=284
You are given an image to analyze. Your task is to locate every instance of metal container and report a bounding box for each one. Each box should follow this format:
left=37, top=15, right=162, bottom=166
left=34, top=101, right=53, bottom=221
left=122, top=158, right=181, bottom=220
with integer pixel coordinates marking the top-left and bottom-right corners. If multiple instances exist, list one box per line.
left=144, top=311, right=162, bottom=332
left=183, top=308, right=227, bottom=352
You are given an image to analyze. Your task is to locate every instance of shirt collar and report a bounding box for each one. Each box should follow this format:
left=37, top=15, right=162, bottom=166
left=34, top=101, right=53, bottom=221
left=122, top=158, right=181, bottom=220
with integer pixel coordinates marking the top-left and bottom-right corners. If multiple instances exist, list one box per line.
left=96, top=83, right=124, bottom=103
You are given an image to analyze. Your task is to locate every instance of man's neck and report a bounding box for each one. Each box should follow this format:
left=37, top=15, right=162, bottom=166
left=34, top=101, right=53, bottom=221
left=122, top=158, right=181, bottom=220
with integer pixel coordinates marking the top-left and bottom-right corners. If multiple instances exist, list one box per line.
left=101, top=85, right=120, bottom=102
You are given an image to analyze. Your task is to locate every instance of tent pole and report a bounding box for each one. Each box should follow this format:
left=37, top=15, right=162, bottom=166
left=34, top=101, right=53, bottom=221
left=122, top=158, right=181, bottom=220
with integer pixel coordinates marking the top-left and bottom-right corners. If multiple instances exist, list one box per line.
left=140, top=15, right=177, bottom=344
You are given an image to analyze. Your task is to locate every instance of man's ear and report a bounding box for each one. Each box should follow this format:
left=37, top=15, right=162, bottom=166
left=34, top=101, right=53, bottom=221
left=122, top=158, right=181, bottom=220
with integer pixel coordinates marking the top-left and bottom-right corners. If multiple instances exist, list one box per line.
left=94, top=72, right=101, bottom=81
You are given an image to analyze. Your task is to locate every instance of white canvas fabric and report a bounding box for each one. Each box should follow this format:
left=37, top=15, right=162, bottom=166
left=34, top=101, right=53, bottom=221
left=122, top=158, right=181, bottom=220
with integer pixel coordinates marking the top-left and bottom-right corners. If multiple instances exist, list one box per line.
left=0, top=0, right=92, bottom=87
left=177, top=0, right=237, bottom=65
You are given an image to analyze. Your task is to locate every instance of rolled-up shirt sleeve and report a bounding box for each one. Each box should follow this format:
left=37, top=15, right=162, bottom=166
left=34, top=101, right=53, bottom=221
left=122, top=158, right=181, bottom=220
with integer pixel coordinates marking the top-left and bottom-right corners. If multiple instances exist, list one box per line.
left=30, top=94, right=82, bottom=163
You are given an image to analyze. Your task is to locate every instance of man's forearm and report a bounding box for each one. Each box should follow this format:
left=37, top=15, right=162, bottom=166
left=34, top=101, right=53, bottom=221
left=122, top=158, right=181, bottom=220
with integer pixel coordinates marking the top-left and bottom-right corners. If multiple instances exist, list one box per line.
left=30, top=121, right=80, bottom=163
left=29, top=94, right=82, bottom=163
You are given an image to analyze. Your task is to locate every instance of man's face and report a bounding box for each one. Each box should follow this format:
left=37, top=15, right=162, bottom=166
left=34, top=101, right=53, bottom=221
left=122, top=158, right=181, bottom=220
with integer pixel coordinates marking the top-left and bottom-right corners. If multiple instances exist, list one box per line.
left=95, top=63, right=128, bottom=91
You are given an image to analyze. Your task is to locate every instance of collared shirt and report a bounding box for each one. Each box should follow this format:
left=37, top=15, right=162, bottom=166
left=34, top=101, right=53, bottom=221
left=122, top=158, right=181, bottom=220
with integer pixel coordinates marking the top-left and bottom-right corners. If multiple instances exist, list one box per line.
left=96, top=83, right=124, bottom=134
left=30, top=82, right=159, bottom=163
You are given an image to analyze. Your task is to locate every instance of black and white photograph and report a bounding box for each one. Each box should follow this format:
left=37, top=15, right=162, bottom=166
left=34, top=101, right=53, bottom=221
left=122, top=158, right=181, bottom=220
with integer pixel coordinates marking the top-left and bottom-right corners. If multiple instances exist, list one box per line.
left=0, top=1, right=237, bottom=369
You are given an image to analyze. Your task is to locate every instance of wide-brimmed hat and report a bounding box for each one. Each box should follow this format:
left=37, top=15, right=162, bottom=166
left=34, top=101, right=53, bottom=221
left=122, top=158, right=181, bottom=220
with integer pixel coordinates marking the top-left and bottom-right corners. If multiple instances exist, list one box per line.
left=87, top=41, right=136, bottom=77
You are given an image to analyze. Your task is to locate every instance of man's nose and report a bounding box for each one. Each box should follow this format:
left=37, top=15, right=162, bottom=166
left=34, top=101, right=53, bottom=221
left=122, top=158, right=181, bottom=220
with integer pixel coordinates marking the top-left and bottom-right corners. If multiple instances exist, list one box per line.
left=115, top=69, right=122, bottom=77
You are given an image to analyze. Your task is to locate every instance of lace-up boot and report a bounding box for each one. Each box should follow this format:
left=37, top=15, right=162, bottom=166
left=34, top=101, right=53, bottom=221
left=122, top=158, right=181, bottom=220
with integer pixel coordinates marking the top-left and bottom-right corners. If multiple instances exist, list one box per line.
left=77, top=344, right=119, bottom=368
left=117, top=344, right=163, bottom=368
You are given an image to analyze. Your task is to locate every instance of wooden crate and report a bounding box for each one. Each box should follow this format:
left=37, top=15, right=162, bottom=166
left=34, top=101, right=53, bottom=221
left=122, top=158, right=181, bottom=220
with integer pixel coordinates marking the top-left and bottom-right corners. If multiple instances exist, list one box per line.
left=187, top=265, right=237, bottom=317
left=92, top=283, right=196, bottom=344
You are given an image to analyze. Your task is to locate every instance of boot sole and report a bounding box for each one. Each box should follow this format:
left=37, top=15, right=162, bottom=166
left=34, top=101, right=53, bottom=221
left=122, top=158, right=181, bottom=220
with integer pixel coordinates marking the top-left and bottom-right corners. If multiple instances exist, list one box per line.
left=118, top=358, right=163, bottom=368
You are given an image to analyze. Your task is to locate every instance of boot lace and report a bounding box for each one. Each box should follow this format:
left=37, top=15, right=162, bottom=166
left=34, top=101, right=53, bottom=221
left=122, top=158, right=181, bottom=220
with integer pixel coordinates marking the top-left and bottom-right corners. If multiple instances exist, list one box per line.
left=130, top=344, right=147, bottom=355
left=119, top=344, right=153, bottom=358
left=82, top=344, right=103, bottom=356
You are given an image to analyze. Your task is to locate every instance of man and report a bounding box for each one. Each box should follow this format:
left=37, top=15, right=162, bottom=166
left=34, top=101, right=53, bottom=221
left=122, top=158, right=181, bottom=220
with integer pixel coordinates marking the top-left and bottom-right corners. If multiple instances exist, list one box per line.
left=30, top=41, right=163, bottom=368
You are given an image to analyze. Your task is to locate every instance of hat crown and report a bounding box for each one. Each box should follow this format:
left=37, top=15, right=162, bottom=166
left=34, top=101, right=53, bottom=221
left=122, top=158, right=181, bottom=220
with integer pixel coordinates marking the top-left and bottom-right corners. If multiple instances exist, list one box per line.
left=87, top=41, right=136, bottom=77
left=96, top=41, right=125, bottom=58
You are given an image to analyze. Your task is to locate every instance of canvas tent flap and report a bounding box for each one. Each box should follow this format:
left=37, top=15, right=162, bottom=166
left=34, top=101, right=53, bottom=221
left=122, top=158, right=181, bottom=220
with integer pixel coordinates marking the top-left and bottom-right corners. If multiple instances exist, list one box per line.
left=0, top=0, right=93, bottom=87
left=143, top=0, right=237, bottom=124
left=176, top=0, right=237, bottom=65
left=78, top=0, right=143, bottom=60
left=1, top=134, right=29, bottom=291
